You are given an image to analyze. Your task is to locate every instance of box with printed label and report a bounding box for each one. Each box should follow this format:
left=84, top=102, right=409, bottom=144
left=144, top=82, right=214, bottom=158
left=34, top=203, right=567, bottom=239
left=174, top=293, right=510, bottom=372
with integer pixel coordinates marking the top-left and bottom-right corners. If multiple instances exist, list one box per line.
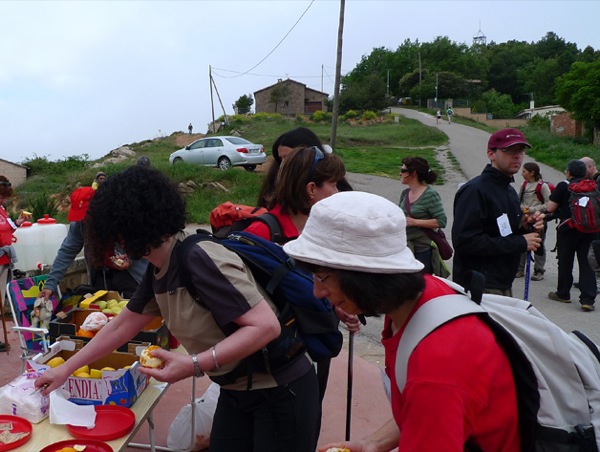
left=29, top=337, right=150, bottom=407
left=49, top=308, right=171, bottom=351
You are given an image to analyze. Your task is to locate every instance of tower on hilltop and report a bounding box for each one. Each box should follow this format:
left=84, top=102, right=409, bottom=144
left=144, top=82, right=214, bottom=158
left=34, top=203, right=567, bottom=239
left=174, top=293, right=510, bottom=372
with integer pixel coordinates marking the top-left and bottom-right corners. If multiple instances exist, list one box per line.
left=473, top=22, right=487, bottom=46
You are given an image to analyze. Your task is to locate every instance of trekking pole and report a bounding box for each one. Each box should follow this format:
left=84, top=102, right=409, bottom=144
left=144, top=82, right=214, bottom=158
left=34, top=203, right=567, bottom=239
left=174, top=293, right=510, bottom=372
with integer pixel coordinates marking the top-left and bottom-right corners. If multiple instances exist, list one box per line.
left=524, top=251, right=532, bottom=301
left=345, top=331, right=355, bottom=441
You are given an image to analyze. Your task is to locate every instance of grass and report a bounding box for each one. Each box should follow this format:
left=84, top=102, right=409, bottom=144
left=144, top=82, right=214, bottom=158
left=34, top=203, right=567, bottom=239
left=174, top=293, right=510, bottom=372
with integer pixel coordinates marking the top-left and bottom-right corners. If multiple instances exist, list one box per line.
left=10, top=113, right=599, bottom=224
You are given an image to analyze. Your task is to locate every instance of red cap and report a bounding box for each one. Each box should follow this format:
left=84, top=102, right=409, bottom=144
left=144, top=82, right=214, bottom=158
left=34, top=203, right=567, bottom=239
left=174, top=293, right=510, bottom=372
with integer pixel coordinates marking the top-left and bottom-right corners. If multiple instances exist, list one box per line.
left=67, top=186, right=95, bottom=222
left=488, top=128, right=531, bottom=150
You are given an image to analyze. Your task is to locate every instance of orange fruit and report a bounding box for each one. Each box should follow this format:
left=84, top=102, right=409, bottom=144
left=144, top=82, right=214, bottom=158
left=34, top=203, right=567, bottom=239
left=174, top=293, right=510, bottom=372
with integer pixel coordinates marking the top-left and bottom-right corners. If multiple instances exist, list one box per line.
left=76, top=328, right=95, bottom=338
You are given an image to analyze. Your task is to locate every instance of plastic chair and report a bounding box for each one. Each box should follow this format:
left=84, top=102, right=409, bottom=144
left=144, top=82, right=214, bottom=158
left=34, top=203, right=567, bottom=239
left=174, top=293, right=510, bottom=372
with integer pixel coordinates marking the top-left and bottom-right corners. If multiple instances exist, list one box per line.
left=6, top=275, right=61, bottom=372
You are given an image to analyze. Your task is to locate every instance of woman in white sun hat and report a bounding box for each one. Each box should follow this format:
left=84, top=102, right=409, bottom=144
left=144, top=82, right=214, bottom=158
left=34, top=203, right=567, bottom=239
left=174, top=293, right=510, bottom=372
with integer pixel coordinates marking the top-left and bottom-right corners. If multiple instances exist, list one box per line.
left=283, top=191, right=519, bottom=452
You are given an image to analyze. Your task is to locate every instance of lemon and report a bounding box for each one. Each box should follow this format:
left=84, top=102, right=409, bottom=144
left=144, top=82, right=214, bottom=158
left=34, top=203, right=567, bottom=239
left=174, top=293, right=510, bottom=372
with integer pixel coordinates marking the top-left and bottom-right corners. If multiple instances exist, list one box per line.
left=72, top=365, right=89, bottom=376
left=46, top=356, right=65, bottom=368
left=101, top=366, right=116, bottom=371
left=74, top=372, right=91, bottom=378
left=90, top=369, right=103, bottom=379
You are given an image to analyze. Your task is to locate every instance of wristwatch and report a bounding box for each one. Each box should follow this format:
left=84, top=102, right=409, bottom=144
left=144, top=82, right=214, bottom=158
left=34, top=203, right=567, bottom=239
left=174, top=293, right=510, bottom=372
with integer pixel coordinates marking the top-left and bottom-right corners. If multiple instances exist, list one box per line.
left=191, top=354, right=205, bottom=378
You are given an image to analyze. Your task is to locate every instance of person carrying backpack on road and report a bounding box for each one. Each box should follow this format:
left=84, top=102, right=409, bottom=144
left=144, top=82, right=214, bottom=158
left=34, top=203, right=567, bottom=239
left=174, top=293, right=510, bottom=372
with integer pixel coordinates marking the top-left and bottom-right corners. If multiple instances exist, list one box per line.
left=285, top=192, right=521, bottom=451
left=35, top=165, right=320, bottom=452
left=446, top=107, right=454, bottom=124
left=516, top=162, right=551, bottom=281
left=547, top=159, right=598, bottom=311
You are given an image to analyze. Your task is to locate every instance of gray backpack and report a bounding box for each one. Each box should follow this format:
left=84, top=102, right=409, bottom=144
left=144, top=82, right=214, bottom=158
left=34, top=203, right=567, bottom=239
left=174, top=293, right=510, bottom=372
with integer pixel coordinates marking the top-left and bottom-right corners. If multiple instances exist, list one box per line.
left=395, top=276, right=600, bottom=452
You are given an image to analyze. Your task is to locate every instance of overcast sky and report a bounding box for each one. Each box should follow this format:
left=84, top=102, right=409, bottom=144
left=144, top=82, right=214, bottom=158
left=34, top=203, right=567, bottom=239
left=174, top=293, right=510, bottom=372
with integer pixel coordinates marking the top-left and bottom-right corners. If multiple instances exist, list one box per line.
left=1, top=0, right=599, bottom=164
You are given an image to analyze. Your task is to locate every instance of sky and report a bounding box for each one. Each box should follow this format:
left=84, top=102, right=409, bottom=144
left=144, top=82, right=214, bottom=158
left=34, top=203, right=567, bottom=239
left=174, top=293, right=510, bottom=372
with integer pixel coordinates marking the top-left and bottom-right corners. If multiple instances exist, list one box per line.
left=1, top=0, right=599, bottom=164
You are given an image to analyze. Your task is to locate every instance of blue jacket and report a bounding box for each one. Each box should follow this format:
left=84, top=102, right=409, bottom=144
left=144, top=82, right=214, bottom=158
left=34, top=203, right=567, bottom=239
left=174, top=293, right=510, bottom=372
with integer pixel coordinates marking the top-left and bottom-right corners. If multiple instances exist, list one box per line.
left=452, top=164, right=527, bottom=291
left=45, top=221, right=147, bottom=295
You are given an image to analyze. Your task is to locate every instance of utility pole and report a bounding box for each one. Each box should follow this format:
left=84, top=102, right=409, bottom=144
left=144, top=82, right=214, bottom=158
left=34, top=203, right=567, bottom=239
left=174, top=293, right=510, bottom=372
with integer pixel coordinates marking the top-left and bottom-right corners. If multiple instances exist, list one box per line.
left=386, top=68, right=389, bottom=96
left=209, top=65, right=215, bottom=133
left=435, top=72, right=439, bottom=104
left=418, top=51, right=422, bottom=107
left=321, top=64, right=324, bottom=92
left=329, top=0, right=345, bottom=151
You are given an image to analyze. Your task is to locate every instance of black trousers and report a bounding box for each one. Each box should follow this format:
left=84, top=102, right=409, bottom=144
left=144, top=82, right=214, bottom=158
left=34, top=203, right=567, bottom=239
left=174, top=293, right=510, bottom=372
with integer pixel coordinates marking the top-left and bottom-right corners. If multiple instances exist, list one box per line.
left=556, top=226, right=597, bottom=305
left=209, top=368, right=319, bottom=452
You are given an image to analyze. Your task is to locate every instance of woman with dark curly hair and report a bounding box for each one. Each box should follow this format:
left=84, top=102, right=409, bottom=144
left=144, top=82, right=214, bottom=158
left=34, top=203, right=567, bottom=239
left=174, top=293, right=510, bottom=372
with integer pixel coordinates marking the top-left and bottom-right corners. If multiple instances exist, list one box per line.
left=35, top=165, right=320, bottom=451
left=398, top=157, right=448, bottom=276
left=257, top=127, right=351, bottom=208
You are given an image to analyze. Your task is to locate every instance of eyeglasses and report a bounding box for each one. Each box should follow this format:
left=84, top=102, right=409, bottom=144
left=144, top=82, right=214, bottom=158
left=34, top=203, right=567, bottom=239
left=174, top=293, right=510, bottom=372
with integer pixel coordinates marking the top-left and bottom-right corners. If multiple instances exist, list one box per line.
left=313, top=273, right=331, bottom=284
left=400, top=168, right=410, bottom=173
left=306, top=146, right=325, bottom=182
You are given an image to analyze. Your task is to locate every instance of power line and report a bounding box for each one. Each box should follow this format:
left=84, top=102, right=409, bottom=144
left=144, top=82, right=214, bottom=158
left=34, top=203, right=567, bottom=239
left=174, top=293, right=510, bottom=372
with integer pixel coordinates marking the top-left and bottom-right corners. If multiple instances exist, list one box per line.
left=222, top=0, right=315, bottom=78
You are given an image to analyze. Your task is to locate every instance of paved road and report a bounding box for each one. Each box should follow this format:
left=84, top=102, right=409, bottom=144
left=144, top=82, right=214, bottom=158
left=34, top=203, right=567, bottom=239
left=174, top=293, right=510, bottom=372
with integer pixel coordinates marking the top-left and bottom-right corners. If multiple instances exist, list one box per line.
left=345, top=107, right=599, bottom=361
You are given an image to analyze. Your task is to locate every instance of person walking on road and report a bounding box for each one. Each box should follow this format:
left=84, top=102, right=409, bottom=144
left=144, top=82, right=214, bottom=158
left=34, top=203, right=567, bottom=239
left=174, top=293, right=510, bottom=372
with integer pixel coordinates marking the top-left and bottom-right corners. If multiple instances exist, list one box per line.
left=516, top=162, right=551, bottom=281
left=188, top=123, right=193, bottom=135
left=452, top=128, right=543, bottom=296
left=446, top=107, right=454, bottom=124
left=547, top=159, right=597, bottom=311
left=436, top=109, right=441, bottom=124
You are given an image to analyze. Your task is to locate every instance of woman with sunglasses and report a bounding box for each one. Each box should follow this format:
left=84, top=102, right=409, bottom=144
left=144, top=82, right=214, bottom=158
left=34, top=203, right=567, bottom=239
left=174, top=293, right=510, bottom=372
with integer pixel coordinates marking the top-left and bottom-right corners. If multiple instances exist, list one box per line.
left=246, top=146, right=360, bottom=436
left=399, top=157, right=449, bottom=276
left=0, top=176, right=31, bottom=351
left=257, top=127, right=352, bottom=208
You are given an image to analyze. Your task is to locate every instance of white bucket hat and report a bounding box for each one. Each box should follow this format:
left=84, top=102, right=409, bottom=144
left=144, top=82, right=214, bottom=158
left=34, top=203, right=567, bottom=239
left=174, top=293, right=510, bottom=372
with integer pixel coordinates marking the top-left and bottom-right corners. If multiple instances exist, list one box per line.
left=283, top=191, right=424, bottom=273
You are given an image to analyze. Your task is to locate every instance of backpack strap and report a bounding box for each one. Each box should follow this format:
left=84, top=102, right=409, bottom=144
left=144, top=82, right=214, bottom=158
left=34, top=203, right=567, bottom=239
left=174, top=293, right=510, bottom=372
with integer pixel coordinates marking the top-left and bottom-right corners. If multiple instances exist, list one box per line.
left=251, top=213, right=286, bottom=245
left=395, top=294, right=483, bottom=391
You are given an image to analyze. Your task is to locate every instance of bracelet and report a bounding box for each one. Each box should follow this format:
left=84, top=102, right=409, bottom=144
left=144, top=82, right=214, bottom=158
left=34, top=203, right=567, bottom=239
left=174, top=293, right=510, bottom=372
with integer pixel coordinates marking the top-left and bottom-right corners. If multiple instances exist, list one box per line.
left=211, top=346, right=221, bottom=370
left=191, top=354, right=204, bottom=378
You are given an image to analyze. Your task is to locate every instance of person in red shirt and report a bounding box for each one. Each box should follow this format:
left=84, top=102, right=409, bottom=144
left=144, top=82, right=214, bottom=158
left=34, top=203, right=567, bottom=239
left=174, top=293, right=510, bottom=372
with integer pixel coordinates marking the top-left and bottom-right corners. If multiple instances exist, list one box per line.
left=0, top=176, right=31, bottom=351
left=284, top=191, right=520, bottom=452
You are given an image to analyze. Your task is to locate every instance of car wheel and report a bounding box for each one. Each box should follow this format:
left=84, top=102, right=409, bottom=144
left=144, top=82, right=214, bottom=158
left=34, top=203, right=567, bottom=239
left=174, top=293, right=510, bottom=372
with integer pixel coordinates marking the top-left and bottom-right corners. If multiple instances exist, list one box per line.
left=218, top=157, right=232, bottom=170
left=244, top=165, right=257, bottom=172
left=172, top=157, right=184, bottom=165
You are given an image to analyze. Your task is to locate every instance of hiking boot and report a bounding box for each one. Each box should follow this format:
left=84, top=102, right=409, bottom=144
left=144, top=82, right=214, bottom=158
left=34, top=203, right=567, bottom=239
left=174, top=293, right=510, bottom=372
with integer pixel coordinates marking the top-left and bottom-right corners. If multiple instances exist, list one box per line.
left=531, top=272, right=544, bottom=281
left=515, top=271, right=524, bottom=278
left=548, top=291, right=571, bottom=303
left=581, top=304, right=595, bottom=312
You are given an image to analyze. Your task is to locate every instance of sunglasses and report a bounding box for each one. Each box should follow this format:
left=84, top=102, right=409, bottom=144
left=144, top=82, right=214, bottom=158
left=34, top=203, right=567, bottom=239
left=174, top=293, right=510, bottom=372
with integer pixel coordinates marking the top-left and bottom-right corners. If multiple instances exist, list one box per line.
left=0, top=181, right=11, bottom=187
left=306, top=146, right=325, bottom=182
left=400, top=168, right=411, bottom=173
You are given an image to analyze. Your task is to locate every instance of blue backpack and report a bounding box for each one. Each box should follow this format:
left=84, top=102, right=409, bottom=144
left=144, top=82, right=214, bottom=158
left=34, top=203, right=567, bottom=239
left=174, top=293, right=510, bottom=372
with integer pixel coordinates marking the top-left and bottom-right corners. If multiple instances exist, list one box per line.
left=177, top=230, right=343, bottom=383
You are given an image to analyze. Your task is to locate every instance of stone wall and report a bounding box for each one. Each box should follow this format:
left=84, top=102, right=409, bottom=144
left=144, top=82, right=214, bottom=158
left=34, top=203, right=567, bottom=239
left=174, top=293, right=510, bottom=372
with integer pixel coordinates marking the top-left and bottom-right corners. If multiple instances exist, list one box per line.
left=453, top=107, right=528, bottom=128
left=0, top=160, right=27, bottom=187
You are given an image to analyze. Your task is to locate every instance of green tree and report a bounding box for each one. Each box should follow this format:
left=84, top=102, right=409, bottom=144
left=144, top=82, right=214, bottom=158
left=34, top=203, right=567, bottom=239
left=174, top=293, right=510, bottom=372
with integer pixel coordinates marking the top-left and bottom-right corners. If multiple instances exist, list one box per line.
left=233, top=94, right=254, bottom=114
left=340, top=72, right=387, bottom=112
left=555, top=60, right=600, bottom=145
left=478, top=89, right=518, bottom=119
left=269, top=82, right=292, bottom=113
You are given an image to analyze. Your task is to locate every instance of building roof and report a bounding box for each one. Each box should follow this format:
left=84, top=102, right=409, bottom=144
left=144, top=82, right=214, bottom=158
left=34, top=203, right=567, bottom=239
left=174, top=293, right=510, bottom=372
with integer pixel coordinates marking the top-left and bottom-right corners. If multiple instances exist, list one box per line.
left=0, top=158, right=28, bottom=169
left=253, top=78, right=328, bottom=97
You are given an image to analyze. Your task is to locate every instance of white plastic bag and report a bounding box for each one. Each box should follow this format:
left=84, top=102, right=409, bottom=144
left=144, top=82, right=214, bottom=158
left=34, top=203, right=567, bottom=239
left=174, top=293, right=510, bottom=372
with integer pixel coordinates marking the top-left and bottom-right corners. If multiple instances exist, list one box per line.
left=167, top=382, right=220, bottom=451
left=0, top=372, right=50, bottom=423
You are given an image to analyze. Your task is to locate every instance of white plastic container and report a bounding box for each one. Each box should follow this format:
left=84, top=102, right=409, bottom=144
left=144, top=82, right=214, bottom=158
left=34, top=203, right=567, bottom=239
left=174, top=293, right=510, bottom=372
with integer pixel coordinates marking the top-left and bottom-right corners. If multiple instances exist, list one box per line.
left=37, top=215, right=68, bottom=267
left=12, top=215, right=68, bottom=271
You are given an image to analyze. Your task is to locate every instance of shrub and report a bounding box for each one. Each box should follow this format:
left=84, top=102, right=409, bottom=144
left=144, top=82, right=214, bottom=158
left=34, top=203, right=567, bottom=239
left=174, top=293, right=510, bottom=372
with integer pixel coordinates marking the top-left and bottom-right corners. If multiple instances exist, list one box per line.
left=311, top=110, right=328, bottom=122
left=30, top=191, right=58, bottom=220
left=345, top=110, right=359, bottom=119
left=361, top=110, right=378, bottom=121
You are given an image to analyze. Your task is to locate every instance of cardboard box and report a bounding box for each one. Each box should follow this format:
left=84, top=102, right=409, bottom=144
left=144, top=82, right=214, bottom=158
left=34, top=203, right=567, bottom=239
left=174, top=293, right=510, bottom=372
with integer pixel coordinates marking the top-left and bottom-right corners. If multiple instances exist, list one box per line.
left=49, top=308, right=171, bottom=351
left=30, top=337, right=149, bottom=407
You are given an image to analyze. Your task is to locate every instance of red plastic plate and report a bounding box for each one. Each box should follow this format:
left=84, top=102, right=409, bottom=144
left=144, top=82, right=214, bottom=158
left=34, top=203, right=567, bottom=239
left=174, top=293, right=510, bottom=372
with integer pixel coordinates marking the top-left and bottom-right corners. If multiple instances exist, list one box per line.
left=0, top=414, right=32, bottom=451
left=67, top=405, right=135, bottom=441
left=39, top=438, right=113, bottom=452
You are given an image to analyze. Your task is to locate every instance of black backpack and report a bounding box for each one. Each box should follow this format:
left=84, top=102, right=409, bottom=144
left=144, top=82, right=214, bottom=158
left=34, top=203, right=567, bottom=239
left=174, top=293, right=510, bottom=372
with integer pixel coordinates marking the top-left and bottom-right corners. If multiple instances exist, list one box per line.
left=175, top=230, right=343, bottom=388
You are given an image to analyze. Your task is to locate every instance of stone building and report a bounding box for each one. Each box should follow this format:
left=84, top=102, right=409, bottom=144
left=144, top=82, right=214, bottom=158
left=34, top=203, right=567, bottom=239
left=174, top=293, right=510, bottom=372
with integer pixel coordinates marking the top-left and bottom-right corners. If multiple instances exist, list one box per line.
left=254, top=78, right=328, bottom=116
left=0, top=158, right=28, bottom=187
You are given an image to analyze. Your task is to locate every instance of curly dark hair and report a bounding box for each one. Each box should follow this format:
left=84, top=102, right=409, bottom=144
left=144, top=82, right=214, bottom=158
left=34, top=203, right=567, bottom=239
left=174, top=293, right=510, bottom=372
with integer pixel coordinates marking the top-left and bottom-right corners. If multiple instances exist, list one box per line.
left=402, top=156, right=437, bottom=184
left=0, top=176, right=14, bottom=199
left=85, top=165, right=186, bottom=261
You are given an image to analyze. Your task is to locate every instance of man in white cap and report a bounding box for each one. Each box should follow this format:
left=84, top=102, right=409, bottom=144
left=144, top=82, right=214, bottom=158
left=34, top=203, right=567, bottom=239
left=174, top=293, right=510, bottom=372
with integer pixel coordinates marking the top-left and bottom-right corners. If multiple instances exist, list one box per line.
left=452, top=128, right=543, bottom=296
left=284, top=191, right=519, bottom=451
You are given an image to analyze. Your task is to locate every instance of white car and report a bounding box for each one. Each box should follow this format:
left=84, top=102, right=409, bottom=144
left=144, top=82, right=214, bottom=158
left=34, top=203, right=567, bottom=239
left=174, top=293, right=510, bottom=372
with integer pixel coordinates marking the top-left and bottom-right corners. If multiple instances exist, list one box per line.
left=169, top=136, right=266, bottom=171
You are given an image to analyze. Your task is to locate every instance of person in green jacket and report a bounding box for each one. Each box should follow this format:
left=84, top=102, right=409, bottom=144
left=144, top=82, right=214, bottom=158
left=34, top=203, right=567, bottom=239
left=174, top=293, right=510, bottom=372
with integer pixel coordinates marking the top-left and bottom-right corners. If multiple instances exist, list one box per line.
left=399, top=157, right=449, bottom=277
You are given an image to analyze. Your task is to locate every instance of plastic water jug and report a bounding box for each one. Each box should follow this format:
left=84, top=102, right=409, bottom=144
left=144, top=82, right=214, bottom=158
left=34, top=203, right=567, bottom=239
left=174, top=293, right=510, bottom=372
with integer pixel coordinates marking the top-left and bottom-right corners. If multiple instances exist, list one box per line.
left=12, top=215, right=68, bottom=271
